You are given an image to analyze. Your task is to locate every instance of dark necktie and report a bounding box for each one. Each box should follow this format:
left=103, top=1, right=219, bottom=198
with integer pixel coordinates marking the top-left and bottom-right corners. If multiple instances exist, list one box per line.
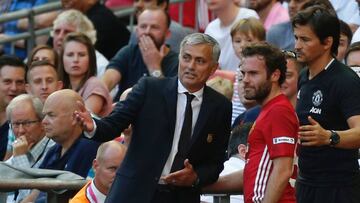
left=171, top=92, right=195, bottom=172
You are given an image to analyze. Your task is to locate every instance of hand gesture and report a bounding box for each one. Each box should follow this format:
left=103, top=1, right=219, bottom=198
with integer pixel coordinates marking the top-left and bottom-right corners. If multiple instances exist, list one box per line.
left=161, top=159, right=198, bottom=187
left=299, top=116, right=331, bottom=146
left=74, top=101, right=94, bottom=132
left=13, top=136, right=33, bottom=156
left=138, top=35, right=166, bottom=72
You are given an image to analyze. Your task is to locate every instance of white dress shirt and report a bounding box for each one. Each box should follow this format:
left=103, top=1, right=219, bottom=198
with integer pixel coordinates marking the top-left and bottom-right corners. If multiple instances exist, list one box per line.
left=160, top=80, right=204, bottom=177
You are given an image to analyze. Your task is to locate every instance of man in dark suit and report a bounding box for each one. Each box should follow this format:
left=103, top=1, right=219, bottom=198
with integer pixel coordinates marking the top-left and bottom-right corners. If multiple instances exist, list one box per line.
left=75, top=33, right=232, bottom=203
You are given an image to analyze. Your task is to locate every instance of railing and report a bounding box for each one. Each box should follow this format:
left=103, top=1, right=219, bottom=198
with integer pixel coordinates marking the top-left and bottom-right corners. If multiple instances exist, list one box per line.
left=0, top=0, right=190, bottom=56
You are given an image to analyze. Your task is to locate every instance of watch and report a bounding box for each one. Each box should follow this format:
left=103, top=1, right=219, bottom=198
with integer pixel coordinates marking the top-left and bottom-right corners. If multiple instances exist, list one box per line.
left=329, top=130, right=340, bottom=146
left=150, top=70, right=163, bottom=78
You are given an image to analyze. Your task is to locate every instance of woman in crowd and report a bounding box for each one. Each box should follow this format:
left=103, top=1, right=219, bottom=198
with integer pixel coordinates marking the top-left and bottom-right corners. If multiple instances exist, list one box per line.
left=27, top=45, right=59, bottom=69
left=59, top=32, right=113, bottom=117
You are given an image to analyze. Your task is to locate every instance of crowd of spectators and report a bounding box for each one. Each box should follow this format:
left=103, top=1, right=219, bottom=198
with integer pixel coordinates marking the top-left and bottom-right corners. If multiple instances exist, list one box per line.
left=0, top=0, right=360, bottom=203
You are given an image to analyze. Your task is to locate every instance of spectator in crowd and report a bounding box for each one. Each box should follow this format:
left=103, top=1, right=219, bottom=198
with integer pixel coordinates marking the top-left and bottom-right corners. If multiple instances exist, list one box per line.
left=329, top=0, right=360, bottom=32
left=22, top=89, right=100, bottom=202
left=129, top=0, right=193, bottom=54
left=59, top=33, right=113, bottom=117
left=293, top=6, right=360, bottom=203
left=51, top=9, right=109, bottom=78
left=205, top=0, right=258, bottom=71
left=267, top=0, right=310, bottom=50
left=61, top=0, right=130, bottom=60
left=5, top=94, right=55, bottom=202
left=247, top=0, right=289, bottom=31
left=0, top=0, right=54, bottom=59
left=230, top=17, right=265, bottom=124
left=0, top=55, right=26, bottom=161
left=206, top=76, right=233, bottom=100
left=27, top=45, right=59, bottom=71
left=337, top=20, right=353, bottom=62
left=102, top=7, right=179, bottom=101
left=266, top=0, right=335, bottom=51
left=201, top=123, right=251, bottom=203
left=345, top=41, right=360, bottom=67
left=25, top=60, right=63, bottom=103
left=70, top=141, right=127, bottom=203
left=75, top=33, right=231, bottom=203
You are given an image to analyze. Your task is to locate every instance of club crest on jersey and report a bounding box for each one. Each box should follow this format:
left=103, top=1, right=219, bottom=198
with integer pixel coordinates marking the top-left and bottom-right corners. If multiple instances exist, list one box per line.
left=312, top=90, right=323, bottom=106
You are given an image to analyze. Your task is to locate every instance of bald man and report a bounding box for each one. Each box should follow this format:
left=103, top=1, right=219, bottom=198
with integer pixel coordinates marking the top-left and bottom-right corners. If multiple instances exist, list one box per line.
left=23, top=89, right=100, bottom=202
left=70, top=141, right=127, bottom=203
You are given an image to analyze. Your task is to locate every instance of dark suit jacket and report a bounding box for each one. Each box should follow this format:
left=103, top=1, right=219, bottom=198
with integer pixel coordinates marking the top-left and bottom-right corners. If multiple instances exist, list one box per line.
left=92, top=77, right=231, bottom=203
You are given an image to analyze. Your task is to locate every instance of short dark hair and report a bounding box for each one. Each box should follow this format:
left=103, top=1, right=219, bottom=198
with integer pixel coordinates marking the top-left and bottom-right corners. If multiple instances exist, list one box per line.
left=292, top=5, right=340, bottom=56
left=340, top=20, right=352, bottom=46
left=139, top=6, right=171, bottom=28
left=27, top=60, right=59, bottom=83
left=345, top=41, right=360, bottom=65
left=228, top=122, right=253, bottom=158
left=0, top=55, right=26, bottom=72
left=241, top=42, right=287, bottom=85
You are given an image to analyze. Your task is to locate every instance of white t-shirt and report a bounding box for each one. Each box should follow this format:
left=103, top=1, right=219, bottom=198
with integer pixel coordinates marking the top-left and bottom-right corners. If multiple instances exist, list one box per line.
left=205, top=8, right=258, bottom=72
left=330, top=0, right=360, bottom=26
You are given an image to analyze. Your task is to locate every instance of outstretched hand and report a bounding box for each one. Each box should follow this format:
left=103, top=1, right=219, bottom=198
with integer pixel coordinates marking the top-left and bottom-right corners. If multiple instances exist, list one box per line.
left=299, top=116, right=331, bottom=146
left=161, top=159, right=198, bottom=187
left=74, top=101, right=94, bottom=132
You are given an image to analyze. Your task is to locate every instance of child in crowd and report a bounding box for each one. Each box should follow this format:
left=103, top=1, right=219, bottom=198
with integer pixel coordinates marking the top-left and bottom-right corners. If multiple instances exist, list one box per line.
left=230, top=17, right=265, bottom=125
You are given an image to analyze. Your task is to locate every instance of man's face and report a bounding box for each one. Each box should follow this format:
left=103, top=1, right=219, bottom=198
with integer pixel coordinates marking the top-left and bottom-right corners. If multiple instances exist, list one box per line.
left=0, top=66, right=25, bottom=107
left=53, top=23, right=76, bottom=53
left=240, top=55, right=272, bottom=103
left=294, top=24, right=328, bottom=65
left=94, top=147, right=124, bottom=194
left=336, top=34, right=349, bottom=61
left=288, top=0, right=309, bottom=19
left=179, top=44, right=218, bottom=93
left=134, top=0, right=159, bottom=17
left=42, top=99, right=74, bottom=143
left=10, top=101, right=44, bottom=146
left=247, top=0, right=273, bottom=11
left=281, top=59, right=299, bottom=100
left=136, top=9, right=169, bottom=49
left=26, top=65, right=63, bottom=103
left=346, top=50, right=360, bottom=67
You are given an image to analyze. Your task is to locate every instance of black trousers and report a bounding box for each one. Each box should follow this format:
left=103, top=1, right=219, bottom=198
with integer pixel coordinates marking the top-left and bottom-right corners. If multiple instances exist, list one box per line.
left=296, top=181, right=360, bottom=203
left=151, top=184, right=200, bottom=203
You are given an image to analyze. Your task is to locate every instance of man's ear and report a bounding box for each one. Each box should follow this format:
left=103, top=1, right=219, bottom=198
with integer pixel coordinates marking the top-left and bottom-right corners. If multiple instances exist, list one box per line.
left=323, top=36, right=333, bottom=51
left=92, top=159, right=98, bottom=173
left=271, top=69, right=281, bottom=82
left=238, top=144, right=247, bottom=160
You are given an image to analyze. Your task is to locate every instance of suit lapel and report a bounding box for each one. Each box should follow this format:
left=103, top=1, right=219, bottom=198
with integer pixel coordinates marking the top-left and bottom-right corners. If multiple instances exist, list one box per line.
left=191, top=86, right=214, bottom=144
left=163, top=77, right=178, bottom=136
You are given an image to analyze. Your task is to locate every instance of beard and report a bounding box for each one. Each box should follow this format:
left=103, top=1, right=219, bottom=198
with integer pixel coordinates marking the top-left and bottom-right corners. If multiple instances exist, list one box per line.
left=244, top=80, right=272, bottom=103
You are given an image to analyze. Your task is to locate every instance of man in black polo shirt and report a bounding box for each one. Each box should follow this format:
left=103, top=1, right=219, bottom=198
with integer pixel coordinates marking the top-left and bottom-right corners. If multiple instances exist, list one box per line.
left=293, top=5, right=360, bottom=203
